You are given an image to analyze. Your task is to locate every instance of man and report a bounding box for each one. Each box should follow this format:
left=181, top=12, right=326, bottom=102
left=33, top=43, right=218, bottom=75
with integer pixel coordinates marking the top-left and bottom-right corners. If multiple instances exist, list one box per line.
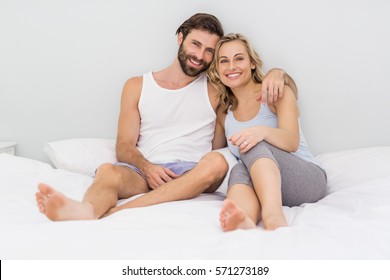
left=36, top=13, right=297, bottom=221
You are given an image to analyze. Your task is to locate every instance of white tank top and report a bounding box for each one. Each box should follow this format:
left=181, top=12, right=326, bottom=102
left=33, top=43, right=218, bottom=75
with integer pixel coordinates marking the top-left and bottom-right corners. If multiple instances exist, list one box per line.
left=137, top=72, right=216, bottom=163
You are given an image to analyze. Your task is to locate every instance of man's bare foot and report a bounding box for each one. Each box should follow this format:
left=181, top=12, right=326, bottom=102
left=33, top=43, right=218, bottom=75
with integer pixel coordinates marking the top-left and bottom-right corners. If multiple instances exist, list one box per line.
left=219, top=199, right=256, bottom=231
left=35, top=183, right=95, bottom=221
left=262, top=211, right=288, bottom=231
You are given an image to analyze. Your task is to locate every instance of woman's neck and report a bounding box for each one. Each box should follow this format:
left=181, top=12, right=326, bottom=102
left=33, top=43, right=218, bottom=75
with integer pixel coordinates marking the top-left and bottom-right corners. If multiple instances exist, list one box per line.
left=232, top=82, right=262, bottom=104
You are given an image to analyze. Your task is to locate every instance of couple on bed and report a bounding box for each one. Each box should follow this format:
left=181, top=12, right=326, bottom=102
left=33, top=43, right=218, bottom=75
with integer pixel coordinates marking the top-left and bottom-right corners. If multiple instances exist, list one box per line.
left=36, top=13, right=327, bottom=231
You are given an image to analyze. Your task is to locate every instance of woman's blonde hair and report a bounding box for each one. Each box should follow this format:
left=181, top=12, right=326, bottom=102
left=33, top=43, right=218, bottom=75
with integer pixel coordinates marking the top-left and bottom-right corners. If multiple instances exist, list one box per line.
left=208, top=33, right=264, bottom=113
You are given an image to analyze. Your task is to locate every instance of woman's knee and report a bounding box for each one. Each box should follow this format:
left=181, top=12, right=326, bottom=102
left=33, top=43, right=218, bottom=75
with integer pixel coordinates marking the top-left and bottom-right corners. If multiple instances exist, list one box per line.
left=228, top=163, right=253, bottom=189
left=240, top=141, right=277, bottom=170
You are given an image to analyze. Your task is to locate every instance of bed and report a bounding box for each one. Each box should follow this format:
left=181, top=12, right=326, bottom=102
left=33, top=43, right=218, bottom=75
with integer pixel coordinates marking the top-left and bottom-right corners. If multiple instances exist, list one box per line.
left=1, top=138, right=390, bottom=260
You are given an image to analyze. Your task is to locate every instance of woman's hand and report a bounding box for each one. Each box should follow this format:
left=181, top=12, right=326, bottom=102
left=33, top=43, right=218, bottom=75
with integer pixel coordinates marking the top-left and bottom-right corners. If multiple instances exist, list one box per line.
left=229, top=126, right=267, bottom=153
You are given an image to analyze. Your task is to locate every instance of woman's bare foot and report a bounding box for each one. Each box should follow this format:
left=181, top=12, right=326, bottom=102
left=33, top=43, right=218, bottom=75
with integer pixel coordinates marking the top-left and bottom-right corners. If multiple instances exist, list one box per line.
left=261, top=210, right=288, bottom=230
left=35, top=183, right=95, bottom=221
left=219, top=199, right=256, bottom=231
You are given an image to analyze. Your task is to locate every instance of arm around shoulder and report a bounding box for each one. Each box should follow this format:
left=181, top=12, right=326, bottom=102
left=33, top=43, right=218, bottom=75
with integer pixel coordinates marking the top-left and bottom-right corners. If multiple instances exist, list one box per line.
left=259, top=68, right=298, bottom=104
left=282, top=70, right=298, bottom=100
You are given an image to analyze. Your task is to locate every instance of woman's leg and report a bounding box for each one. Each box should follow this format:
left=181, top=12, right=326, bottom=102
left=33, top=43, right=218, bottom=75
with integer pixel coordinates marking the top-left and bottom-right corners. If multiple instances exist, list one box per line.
left=240, top=141, right=327, bottom=230
left=220, top=184, right=260, bottom=231
left=219, top=163, right=260, bottom=231
left=249, top=142, right=327, bottom=207
left=249, top=157, right=287, bottom=230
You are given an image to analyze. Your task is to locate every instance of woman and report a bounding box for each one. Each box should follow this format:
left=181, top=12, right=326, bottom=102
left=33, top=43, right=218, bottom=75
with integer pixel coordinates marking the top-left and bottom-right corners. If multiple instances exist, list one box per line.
left=208, top=34, right=327, bottom=231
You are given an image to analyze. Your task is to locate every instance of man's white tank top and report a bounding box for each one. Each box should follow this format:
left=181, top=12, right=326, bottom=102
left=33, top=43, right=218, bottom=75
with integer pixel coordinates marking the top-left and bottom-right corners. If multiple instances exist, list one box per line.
left=137, top=72, right=216, bottom=163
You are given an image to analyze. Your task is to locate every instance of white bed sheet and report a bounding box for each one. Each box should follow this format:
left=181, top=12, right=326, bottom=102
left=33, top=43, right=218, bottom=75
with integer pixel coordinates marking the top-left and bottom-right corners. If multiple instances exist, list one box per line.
left=1, top=149, right=390, bottom=260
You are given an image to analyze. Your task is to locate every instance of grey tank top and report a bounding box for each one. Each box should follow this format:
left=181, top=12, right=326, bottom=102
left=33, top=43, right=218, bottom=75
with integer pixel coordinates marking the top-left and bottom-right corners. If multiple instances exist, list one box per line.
left=224, top=103, right=321, bottom=167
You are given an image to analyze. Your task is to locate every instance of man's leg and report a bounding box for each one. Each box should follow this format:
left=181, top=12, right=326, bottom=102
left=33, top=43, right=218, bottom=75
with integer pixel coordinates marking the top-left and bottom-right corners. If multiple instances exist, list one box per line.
left=35, top=163, right=149, bottom=221
left=108, top=152, right=228, bottom=211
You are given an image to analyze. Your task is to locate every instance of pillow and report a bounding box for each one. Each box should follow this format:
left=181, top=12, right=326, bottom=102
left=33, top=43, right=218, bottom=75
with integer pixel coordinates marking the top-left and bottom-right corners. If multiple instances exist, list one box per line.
left=316, top=146, right=390, bottom=193
left=44, top=138, right=116, bottom=176
left=44, top=139, right=238, bottom=194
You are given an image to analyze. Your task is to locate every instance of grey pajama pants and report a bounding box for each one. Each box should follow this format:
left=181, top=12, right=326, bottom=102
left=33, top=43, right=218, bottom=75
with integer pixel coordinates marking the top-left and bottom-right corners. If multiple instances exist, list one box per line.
left=228, top=141, right=327, bottom=207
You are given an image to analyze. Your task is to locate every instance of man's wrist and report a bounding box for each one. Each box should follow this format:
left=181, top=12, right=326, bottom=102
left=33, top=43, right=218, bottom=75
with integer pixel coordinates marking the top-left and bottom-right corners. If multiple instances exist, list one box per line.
left=277, top=68, right=287, bottom=84
left=140, top=160, right=153, bottom=175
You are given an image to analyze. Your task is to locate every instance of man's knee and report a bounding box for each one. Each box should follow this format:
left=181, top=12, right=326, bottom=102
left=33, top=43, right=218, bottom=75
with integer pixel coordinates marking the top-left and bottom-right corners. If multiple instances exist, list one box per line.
left=202, top=152, right=229, bottom=180
left=96, top=163, right=123, bottom=185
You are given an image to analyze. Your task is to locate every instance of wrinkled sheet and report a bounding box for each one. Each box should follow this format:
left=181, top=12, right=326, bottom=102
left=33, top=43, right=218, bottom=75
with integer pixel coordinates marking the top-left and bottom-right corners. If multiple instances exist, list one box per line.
left=1, top=153, right=390, bottom=259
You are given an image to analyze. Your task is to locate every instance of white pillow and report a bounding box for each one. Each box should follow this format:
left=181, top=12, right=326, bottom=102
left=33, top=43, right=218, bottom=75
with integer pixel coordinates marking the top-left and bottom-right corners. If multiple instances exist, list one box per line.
left=43, top=139, right=238, bottom=194
left=316, top=146, right=390, bottom=193
left=44, top=138, right=117, bottom=176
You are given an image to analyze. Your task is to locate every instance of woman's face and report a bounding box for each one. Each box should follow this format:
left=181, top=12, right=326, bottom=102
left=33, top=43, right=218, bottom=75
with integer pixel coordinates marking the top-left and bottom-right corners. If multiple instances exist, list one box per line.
left=217, top=40, right=254, bottom=89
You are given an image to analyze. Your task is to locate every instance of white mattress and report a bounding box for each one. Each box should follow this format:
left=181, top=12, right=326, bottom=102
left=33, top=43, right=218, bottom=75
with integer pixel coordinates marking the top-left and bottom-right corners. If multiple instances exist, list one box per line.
left=1, top=146, right=390, bottom=260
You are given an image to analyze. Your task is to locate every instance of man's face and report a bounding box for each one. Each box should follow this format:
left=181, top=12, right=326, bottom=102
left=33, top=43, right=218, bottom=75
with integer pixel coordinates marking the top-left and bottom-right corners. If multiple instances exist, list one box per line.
left=177, top=29, right=220, bottom=77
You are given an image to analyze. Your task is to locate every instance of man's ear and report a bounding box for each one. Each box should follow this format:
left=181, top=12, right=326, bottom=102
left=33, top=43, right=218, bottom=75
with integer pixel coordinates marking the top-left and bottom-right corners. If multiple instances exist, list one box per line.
left=177, top=32, right=184, bottom=45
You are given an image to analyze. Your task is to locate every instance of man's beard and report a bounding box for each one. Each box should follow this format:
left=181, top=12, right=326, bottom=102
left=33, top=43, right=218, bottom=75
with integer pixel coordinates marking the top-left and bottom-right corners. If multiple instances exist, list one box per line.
left=177, top=44, right=209, bottom=77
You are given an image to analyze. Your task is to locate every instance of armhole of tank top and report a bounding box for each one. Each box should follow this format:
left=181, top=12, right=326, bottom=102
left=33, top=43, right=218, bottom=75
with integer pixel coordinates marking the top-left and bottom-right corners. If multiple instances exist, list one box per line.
left=138, top=73, right=149, bottom=109
left=204, top=77, right=217, bottom=117
left=261, top=102, right=277, bottom=117
left=224, top=108, right=232, bottom=133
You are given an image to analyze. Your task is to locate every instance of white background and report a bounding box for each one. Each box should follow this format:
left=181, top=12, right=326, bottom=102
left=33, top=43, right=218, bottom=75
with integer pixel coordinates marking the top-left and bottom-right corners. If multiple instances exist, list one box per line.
left=1, top=0, right=389, bottom=162
left=2, top=260, right=390, bottom=280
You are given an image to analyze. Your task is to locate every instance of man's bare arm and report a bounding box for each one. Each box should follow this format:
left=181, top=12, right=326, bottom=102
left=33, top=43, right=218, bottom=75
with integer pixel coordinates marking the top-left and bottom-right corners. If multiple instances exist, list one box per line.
left=116, top=77, right=178, bottom=189
left=116, top=77, right=151, bottom=172
left=283, top=70, right=298, bottom=99
left=258, top=68, right=298, bottom=104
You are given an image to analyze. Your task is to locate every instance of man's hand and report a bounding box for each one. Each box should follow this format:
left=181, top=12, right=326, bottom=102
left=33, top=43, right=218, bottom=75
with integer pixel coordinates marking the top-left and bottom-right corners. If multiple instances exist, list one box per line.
left=257, top=68, right=286, bottom=104
left=144, top=163, right=179, bottom=190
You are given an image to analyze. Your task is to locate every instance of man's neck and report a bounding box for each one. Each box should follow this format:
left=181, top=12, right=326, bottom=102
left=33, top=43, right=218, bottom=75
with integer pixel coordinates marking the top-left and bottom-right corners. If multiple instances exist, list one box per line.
left=153, top=60, right=200, bottom=90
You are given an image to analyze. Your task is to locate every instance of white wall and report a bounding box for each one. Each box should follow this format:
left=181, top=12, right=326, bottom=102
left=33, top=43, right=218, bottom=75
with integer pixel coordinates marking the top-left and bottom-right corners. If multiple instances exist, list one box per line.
left=1, top=0, right=389, bottom=162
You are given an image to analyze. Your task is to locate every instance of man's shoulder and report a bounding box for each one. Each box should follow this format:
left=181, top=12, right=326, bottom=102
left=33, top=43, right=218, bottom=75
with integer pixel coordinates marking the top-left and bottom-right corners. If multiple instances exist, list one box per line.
left=125, top=75, right=143, bottom=87
left=119, top=76, right=144, bottom=107
left=207, top=80, right=219, bottom=97
left=122, top=75, right=144, bottom=95
left=206, top=81, right=220, bottom=111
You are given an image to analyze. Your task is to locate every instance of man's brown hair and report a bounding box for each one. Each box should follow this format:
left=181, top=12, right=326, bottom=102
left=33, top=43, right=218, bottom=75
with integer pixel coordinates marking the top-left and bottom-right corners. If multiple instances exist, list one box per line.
left=175, top=13, right=224, bottom=40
